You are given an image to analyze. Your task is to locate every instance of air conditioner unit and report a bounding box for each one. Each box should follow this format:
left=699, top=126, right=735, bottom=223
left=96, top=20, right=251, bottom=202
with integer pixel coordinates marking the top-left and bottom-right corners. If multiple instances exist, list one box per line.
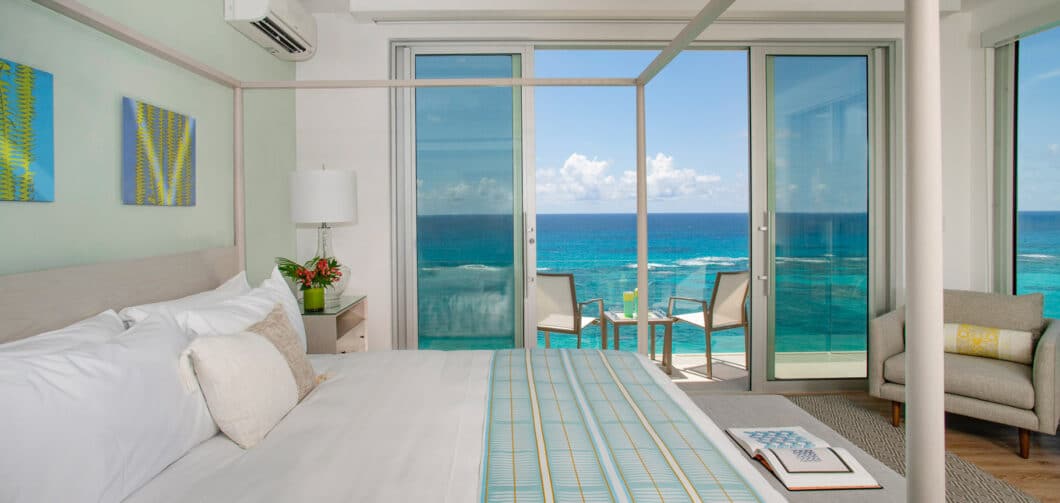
left=225, top=0, right=317, bottom=62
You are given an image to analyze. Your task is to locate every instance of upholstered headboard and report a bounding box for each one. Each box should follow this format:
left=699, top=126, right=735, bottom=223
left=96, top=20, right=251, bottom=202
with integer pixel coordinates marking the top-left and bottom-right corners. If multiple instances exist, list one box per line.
left=0, top=247, right=240, bottom=344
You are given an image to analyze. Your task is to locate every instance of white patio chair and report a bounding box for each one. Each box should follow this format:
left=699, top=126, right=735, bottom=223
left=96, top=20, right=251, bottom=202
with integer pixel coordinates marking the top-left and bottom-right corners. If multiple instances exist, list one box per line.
left=536, top=273, right=605, bottom=348
left=667, top=271, right=750, bottom=378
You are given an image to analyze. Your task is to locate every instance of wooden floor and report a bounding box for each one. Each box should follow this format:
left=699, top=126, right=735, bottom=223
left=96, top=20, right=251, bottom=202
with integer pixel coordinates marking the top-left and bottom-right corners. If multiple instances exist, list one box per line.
left=842, top=392, right=1060, bottom=502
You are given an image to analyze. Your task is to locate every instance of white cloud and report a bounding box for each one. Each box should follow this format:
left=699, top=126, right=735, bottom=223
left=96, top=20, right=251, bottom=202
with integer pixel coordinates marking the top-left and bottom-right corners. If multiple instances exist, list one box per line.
left=644, top=153, right=722, bottom=199
left=536, top=152, right=722, bottom=205
left=417, top=177, right=512, bottom=214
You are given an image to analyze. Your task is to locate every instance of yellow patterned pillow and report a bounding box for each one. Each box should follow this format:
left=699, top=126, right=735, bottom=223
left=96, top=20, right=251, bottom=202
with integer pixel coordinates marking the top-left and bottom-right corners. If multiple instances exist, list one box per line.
left=943, top=323, right=1034, bottom=364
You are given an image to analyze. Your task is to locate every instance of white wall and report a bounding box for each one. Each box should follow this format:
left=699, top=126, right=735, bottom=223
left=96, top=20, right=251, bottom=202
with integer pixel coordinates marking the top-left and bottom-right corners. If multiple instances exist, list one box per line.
left=295, top=2, right=1060, bottom=350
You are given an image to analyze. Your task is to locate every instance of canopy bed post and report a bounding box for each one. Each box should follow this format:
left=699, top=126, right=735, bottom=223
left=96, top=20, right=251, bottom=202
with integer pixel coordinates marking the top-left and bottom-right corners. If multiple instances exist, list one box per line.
left=635, top=84, right=649, bottom=354
left=904, top=0, right=946, bottom=500
left=234, top=87, right=246, bottom=272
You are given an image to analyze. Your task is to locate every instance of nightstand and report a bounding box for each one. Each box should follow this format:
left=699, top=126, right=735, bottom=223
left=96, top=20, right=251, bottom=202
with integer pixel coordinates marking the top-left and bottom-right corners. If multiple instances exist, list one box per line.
left=301, top=295, right=367, bottom=354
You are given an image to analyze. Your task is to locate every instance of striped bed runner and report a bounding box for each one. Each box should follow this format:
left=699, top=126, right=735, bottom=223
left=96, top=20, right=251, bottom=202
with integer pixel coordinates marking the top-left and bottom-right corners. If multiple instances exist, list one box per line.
left=481, top=349, right=770, bottom=503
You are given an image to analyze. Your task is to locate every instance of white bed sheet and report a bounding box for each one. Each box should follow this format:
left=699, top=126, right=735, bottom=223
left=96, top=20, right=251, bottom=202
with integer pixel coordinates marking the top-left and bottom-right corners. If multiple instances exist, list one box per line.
left=126, top=350, right=782, bottom=503
left=125, top=351, right=493, bottom=503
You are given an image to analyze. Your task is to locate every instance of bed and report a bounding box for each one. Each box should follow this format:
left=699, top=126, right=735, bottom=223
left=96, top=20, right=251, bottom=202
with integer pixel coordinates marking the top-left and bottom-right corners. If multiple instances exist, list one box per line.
left=0, top=250, right=785, bottom=502
left=127, top=349, right=785, bottom=502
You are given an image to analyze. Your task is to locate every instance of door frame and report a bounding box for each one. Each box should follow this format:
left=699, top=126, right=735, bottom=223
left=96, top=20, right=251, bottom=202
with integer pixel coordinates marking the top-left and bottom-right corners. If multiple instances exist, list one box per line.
left=749, top=45, right=894, bottom=392
left=392, top=43, right=536, bottom=350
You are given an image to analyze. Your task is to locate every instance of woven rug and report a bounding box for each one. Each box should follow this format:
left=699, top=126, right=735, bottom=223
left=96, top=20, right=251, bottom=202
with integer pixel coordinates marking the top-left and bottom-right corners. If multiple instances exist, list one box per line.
left=787, top=394, right=1037, bottom=503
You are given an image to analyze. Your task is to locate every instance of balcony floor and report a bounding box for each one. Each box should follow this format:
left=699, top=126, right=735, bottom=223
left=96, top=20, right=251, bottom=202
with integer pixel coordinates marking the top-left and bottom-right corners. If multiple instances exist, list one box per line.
left=653, top=351, right=867, bottom=390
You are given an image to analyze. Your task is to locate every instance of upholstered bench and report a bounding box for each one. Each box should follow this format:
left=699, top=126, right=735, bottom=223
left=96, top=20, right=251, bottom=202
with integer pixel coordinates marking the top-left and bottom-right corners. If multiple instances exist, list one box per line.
left=869, top=290, right=1059, bottom=458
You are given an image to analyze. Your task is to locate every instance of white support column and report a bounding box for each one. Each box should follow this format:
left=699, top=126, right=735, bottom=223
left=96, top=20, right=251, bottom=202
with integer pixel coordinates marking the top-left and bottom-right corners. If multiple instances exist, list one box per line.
left=636, top=85, right=649, bottom=354
left=904, top=0, right=946, bottom=501
left=234, top=88, right=246, bottom=272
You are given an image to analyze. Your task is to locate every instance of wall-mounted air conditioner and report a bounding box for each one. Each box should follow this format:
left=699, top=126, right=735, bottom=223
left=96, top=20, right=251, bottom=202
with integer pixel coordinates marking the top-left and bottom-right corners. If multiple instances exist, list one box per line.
left=225, top=0, right=317, bottom=62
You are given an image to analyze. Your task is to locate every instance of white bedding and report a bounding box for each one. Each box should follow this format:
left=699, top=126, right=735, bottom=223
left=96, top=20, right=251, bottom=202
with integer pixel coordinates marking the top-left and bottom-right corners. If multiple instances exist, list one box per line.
left=125, top=351, right=493, bottom=503
left=127, top=350, right=782, bottom=503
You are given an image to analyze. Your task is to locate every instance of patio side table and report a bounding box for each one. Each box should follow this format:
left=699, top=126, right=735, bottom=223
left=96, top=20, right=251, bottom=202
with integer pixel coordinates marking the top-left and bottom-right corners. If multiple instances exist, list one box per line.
left=603, top=310, right=675, bottom=374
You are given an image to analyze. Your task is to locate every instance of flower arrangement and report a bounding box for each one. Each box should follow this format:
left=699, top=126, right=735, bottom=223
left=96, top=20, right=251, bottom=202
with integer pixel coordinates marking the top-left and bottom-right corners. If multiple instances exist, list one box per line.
left=276, top=256, right=343, bottom=291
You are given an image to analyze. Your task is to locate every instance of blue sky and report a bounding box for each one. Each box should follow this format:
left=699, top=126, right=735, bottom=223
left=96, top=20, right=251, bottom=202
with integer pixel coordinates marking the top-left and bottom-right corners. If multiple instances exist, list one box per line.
left=535, top=50, right=749, bottom=214
left=416, top=33, right=1058, bottom=216
left=1017, top=26, right=1060, bottom=212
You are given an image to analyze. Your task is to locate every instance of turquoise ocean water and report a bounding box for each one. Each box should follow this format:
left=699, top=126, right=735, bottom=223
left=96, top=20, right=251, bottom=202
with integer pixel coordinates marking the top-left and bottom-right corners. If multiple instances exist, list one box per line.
left=417, top=212, right=1060, bottom=351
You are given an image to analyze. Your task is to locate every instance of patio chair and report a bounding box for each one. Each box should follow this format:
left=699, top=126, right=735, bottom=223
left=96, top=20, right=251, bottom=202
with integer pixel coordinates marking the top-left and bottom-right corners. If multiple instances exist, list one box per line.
left=667, top=271, right=750, bottom=378
left=536, top=273, right=605, bottom=348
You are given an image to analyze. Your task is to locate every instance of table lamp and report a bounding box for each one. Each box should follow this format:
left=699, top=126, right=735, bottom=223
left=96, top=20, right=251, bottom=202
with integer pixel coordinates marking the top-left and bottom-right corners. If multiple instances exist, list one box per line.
left=289, top=167, right=357, bottom=308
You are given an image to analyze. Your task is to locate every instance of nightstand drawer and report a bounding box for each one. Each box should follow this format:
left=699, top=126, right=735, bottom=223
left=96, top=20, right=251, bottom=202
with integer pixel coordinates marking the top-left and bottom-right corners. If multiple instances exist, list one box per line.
left=303, top=296, right=367, bottom=354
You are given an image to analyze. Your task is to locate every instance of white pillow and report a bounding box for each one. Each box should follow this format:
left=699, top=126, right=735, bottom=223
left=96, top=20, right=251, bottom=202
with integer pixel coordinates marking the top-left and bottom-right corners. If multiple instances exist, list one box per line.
left=0, top=315, right=217, bottom=503
left=177, top=267, right=307, bottom=350
left=118, top=271, right=252, bottom=324
left=0, top=309, right=125, bottom=358
left=187, top=332, right=298, bottom=449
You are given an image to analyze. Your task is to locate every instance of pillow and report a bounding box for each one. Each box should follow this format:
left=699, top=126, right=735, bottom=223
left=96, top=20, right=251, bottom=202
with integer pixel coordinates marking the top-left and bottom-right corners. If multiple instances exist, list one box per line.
left=247, top=304, right=317, bottom=401
left=0, top=315, right=217, bottom=503
left=0, top=309, right=124, bottom=358
left=944, top=290, right=1045, bottom=340
left=943, top=323, right=1035, bottom=364
left=187, top=332, right=298, bottom=449
left=119, top=271, right=252, bottom=324
left=177, top=267, right=307, bottom=350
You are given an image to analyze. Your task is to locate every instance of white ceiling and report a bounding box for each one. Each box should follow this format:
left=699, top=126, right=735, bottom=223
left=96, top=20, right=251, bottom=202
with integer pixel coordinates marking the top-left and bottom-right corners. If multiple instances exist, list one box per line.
left=302, top=0, right=968, bottom=22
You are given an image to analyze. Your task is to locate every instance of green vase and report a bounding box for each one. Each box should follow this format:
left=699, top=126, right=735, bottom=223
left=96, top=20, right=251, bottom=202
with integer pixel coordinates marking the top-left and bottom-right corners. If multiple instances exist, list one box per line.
left=303, top=287, right=325, bottom=313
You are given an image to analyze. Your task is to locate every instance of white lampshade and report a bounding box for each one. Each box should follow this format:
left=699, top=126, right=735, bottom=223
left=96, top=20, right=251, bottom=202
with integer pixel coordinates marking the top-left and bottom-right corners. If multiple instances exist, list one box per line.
left=289, top=169, right=357, bottom=224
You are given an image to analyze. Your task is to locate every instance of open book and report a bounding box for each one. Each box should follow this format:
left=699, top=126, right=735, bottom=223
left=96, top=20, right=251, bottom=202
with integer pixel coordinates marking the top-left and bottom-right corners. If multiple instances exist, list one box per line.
left=726, top=427, right=881, bottom=491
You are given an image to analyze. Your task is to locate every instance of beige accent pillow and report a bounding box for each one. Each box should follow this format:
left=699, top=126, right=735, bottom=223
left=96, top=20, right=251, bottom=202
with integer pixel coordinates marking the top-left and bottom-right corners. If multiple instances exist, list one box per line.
left=943, top=323, right=1035, bottom=364
left=247, top=304, right=318, bottom=401
left=187, top=332, right=297, bottom=449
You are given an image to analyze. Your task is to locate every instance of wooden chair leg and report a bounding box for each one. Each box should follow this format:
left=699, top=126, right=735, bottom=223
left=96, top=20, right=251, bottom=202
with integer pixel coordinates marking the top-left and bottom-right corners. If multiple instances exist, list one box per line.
left=742, top=324, right=750, bottom=368
left=576, top=330, right=581, bottom=349
left=891, top=401, right=902, bottom=427
left=704, top=327, right=713, bottom=379
left=650, top=325, right=657, bottom=360
left=544, top=331, right=550, bottom=348
left=1019, top=428, right=1030, bottom=459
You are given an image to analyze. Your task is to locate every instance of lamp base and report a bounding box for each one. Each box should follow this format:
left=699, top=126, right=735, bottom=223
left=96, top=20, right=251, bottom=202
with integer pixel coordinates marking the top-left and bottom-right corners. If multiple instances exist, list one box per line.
left=324, top=264, right=351, bottom=308
left=315, top=223, right=350, bottom=308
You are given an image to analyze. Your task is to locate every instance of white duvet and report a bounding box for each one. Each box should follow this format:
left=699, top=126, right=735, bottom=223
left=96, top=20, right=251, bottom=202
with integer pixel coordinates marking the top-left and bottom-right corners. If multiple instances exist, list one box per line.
left=126, top=351, right=493, bottom=503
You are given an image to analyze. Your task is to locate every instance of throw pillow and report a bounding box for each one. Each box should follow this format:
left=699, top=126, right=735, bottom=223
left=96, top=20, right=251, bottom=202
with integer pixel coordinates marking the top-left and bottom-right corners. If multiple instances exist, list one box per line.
left=943, top=323, right=1035, bottom=364
left=247, top=304, right=317, bottom=401
left=187, top=332, right=298, bottom=449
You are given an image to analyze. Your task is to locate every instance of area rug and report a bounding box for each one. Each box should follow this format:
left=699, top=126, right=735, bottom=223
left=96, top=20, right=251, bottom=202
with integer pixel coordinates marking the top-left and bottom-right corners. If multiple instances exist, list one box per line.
left=787, top=394, right=1037, bottom=503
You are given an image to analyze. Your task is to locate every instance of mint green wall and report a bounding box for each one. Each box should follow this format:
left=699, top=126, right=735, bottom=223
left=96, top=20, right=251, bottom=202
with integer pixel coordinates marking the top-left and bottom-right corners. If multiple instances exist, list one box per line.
left=0, top=0, right=296, bottom=283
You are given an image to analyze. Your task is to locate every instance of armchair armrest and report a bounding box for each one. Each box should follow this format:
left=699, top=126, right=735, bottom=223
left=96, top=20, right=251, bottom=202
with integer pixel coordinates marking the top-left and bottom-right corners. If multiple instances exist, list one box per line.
left=1033, top=319, right=1060, bottom=434
left=869, top=307, right=906, bottom=397
left=578, top=298, right=606, bottom=332
left=578, top=298, right=604, bottom=312
left=667, top=296, right=708, bottom=317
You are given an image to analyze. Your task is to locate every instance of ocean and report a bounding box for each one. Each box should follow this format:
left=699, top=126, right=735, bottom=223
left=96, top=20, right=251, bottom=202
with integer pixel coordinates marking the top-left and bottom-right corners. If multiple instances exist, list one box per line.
left=417, top=212, right=1060, bottom=352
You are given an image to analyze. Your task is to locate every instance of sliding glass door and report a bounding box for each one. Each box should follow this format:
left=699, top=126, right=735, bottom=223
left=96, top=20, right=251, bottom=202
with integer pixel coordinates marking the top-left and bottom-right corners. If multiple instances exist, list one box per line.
left=752, top=49, right=876, bottom=383
left=409, top=51, right=526, bottom=350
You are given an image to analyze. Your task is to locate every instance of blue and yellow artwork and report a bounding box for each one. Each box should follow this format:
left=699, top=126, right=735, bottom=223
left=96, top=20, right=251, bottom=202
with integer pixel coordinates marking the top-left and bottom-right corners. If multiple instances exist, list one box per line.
left=122, top=97, right=195, bottom=206
left=0, top=58, right=54, bottom=202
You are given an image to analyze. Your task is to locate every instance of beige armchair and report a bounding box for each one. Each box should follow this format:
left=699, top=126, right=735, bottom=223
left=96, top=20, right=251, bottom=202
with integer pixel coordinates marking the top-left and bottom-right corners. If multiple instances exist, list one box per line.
left=869, top=290, right=1059, bottom=458
left=536, top=273, right=605, bottom=349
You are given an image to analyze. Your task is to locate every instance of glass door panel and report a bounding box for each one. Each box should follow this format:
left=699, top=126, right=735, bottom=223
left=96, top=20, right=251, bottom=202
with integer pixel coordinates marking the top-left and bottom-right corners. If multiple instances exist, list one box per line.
left=766, top=55, right=869, bottom=379
left=414, top=54, right=523, bottom=350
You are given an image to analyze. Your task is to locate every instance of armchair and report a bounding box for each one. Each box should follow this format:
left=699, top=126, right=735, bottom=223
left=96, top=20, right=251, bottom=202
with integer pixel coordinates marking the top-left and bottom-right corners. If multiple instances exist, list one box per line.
left=869, top=291, right=1059, bottom=458
left=667, top=271, right=750, bottom=379
left=535, top=273, right=606, bottom=348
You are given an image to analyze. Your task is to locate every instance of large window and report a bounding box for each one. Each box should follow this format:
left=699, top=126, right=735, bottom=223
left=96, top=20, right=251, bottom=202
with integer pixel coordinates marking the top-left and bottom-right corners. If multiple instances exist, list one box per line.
left=413, top=54, right=524, bottom=350
left=1015, top=27, right=1060, bottom=318
left=766, top=54, right=869, bottom=379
